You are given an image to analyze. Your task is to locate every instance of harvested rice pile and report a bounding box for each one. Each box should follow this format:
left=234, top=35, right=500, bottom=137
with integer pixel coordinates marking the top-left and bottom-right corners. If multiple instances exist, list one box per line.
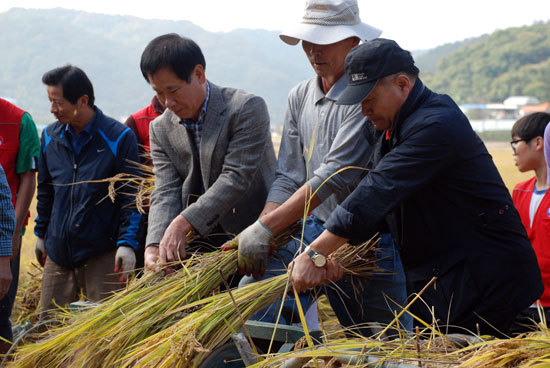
left=8, top=237, right=379, bottom=368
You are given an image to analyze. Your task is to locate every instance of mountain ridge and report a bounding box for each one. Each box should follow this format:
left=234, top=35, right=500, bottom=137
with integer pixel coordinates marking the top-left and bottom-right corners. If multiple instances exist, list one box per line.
left=1, top=8, right=547, bottom=127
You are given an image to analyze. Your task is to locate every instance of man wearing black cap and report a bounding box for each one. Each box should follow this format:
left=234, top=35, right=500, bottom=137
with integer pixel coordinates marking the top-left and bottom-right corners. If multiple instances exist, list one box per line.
left=291, top=38, right=543, bottom=336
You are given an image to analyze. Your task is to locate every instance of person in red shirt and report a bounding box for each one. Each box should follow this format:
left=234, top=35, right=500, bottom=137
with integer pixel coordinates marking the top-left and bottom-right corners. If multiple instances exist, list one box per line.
left=124, top=96, right=165, bottom=165
left=0, top=98, right=40, bottom=352
left=123, top=97, right=165, bottom=269
left=511, top=111, right=550, bottom=331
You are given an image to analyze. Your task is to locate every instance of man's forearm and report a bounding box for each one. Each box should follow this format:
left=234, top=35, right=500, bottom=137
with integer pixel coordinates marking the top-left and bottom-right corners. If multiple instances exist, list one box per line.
left=260, top=202, right=281, bottom=217
left=14, top=171, right=36, bottom=233
left=308, top=229, right=348, bottom=256
left=261, top=184, right=321, bottom=234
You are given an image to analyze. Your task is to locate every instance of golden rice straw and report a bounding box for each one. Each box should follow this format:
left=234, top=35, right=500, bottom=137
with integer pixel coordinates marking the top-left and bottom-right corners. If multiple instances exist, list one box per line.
left=458, top=329, right=550, bottom=367
left=120, top=239, right=380, bottom=368
left=8, top=226, right=300, bottom=368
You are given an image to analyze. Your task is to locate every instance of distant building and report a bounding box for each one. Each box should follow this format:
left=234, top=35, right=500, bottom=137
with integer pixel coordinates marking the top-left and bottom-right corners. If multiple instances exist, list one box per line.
left=460, top=96, right=547, bottom=132
left=503, top=96, right=541, bottom=108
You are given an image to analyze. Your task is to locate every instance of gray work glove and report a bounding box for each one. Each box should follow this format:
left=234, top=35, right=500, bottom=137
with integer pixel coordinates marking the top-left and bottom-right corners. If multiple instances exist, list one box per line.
left=35, top=237, right=46, bottom=267
left=114, top=246, right=136, bottom=282
left=236, top=220, right=274, bottom=278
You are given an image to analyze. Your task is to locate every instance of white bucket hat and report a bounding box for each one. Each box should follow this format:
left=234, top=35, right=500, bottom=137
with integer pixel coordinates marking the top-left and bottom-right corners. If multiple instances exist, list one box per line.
left=280, top=0, right=382, bottom=45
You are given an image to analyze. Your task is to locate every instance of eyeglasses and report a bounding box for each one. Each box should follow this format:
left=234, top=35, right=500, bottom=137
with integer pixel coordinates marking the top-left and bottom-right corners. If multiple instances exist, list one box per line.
left=510, top=137, right=533, bottom=154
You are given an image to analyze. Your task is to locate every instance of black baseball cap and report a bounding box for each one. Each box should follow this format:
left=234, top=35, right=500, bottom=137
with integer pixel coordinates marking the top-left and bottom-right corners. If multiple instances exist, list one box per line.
left=337, top=38, right=416, bottom=105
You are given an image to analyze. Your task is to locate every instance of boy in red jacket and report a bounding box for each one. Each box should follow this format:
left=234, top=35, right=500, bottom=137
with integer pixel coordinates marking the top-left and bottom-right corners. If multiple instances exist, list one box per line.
left=511, top=111, right=550, bottom=330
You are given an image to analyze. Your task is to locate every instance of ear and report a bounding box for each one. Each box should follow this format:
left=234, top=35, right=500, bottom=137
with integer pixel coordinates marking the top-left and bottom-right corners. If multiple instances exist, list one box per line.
left=350, top=36, right=360, bottom=48
left=194, top=64, right=206, bottom=84
left=394, top=74, right=412, bottom=96
left=534, top=136, right=544, bottom=151
left=78, top=94, right=89, bottom=108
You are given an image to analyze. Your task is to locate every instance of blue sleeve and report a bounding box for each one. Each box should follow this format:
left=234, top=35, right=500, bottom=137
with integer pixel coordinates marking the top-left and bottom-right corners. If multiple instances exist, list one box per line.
left=34, top=128, right=54, bottom=239
left=114, top=128, right=142, bottom=249
left=0, top=165, right=15, bottom=256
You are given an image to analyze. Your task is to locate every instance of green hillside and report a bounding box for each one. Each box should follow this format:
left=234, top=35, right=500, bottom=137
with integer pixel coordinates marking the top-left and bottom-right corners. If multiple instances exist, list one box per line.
left=0, top=8, right=311, bottom=127
left=421, top=21, right=550, bottom=104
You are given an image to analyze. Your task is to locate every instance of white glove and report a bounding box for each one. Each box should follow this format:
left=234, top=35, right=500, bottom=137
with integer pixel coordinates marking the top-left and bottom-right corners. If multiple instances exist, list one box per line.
left=114, top=246, right=136, bottom=281
left=237, top=220, right=274, bottom=277
left=35, top=238, right=46, bottom=266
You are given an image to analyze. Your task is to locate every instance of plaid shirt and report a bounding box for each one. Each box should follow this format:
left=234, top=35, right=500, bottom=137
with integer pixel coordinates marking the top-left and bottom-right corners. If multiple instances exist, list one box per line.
left=0, top=165, right=15, bottom=256
left=181, top=82, right=210, bottom=154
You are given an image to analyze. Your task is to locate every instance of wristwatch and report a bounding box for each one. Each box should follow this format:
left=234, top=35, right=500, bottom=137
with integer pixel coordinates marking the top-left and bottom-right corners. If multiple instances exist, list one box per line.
left=304, top=246, right=327, bottom=268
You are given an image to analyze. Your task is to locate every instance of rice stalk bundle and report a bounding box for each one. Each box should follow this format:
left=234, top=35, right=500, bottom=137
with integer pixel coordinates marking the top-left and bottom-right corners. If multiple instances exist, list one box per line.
left=8, top=226, right=299, bottom=368
left=8, top=250, right=231, bottom=368
left=121, top=239, right=380, bottom=368
left=458, top=330, right=550, bottom=367
left=250, top=327, right=467, bottom=367
left=12, top=262, right=43, bottom=325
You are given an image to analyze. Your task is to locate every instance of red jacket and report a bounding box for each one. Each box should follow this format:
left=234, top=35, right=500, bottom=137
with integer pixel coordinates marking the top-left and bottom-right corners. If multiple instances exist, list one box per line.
left=513, top=177, right=550, bottom=306
left=125, top=97, right=164, bottom=159
left=0, top=98, right=23, bottom=207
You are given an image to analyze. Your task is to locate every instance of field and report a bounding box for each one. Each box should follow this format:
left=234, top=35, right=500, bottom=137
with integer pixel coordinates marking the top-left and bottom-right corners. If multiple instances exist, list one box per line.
left=13, top=140, right=532, bottom=322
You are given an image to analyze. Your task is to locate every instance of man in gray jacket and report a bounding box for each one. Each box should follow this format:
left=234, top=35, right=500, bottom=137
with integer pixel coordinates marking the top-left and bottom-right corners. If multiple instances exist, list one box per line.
left=141, top=34, right=276, bottom=271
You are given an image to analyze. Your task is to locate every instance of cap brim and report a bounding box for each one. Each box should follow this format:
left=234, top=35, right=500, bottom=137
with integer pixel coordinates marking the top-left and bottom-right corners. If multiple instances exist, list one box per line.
left=336, top=81, right=377, bottom=105
left=279, top=22, right=382, bottom=45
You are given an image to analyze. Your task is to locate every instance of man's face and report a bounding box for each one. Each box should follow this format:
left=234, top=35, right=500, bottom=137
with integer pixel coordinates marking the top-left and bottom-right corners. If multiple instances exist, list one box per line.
left=148, top=66, right=206, bottom=120
left=360, top=77, right=408, bottom=131
left=302, top=38, right=358, bottom=81
left=46, top=85, right=76, bottom=124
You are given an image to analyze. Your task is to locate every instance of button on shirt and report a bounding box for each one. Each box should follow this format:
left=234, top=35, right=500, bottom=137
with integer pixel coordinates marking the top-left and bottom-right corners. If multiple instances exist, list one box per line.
left=181, top=82, right=210, bottom=154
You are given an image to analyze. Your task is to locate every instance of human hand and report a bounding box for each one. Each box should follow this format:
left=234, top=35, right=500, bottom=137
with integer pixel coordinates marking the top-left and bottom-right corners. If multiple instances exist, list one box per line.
left=0, top=257, right=12, bottom=299
left=159, top=215, right=190, bottom=263
left=325, top=258, right=344, bottom=283
left=114, top=246, right=136, bottom=282
left=35, top=237, right=46, bottom=267
left=237, top=220, right=274, bottom=278
left=144, top=245, right=161, bottom=273
left=290, top=251, right=326, bottom=293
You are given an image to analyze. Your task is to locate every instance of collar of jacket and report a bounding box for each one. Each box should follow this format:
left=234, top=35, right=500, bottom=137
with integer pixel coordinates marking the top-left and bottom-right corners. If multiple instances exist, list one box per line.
left=388, top=79, right=428, bottom=146
left=168, top=81, right=226, bottom=126
left=54, top=107, right=103, bottom=146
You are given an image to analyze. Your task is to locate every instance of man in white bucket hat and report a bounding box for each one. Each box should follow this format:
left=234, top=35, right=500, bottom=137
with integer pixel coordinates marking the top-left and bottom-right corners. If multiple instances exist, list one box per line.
left=279, top=0, right=382, bottom=46
left=229, top=0, right=411, bottom=336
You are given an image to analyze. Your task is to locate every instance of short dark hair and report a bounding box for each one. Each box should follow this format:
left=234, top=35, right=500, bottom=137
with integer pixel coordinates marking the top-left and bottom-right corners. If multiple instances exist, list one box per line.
left=41, top=65, right=95, bottom=107
left=140, top=33, right=206, bottom=84
left=511, top=112, right=550, bottom=139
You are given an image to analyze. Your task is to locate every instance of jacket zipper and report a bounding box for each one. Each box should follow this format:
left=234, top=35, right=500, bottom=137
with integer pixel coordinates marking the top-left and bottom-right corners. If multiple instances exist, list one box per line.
left=66, top=154, right=77, bottom=268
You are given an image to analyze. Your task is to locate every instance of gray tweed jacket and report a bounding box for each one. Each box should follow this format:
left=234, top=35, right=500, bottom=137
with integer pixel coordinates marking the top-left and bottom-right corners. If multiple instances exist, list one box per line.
left=146, top=82, right=276, bottom=243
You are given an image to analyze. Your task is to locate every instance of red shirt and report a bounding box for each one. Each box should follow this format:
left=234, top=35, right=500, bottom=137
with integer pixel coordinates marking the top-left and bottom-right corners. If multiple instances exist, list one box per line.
left=513, top=177, right=550, bottom=306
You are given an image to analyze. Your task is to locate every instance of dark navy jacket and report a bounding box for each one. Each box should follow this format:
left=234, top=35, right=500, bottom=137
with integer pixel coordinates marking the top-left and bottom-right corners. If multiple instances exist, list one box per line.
left=35, top=107, right=142, bottom=268
left=325, top=80, right=543, bottom=332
